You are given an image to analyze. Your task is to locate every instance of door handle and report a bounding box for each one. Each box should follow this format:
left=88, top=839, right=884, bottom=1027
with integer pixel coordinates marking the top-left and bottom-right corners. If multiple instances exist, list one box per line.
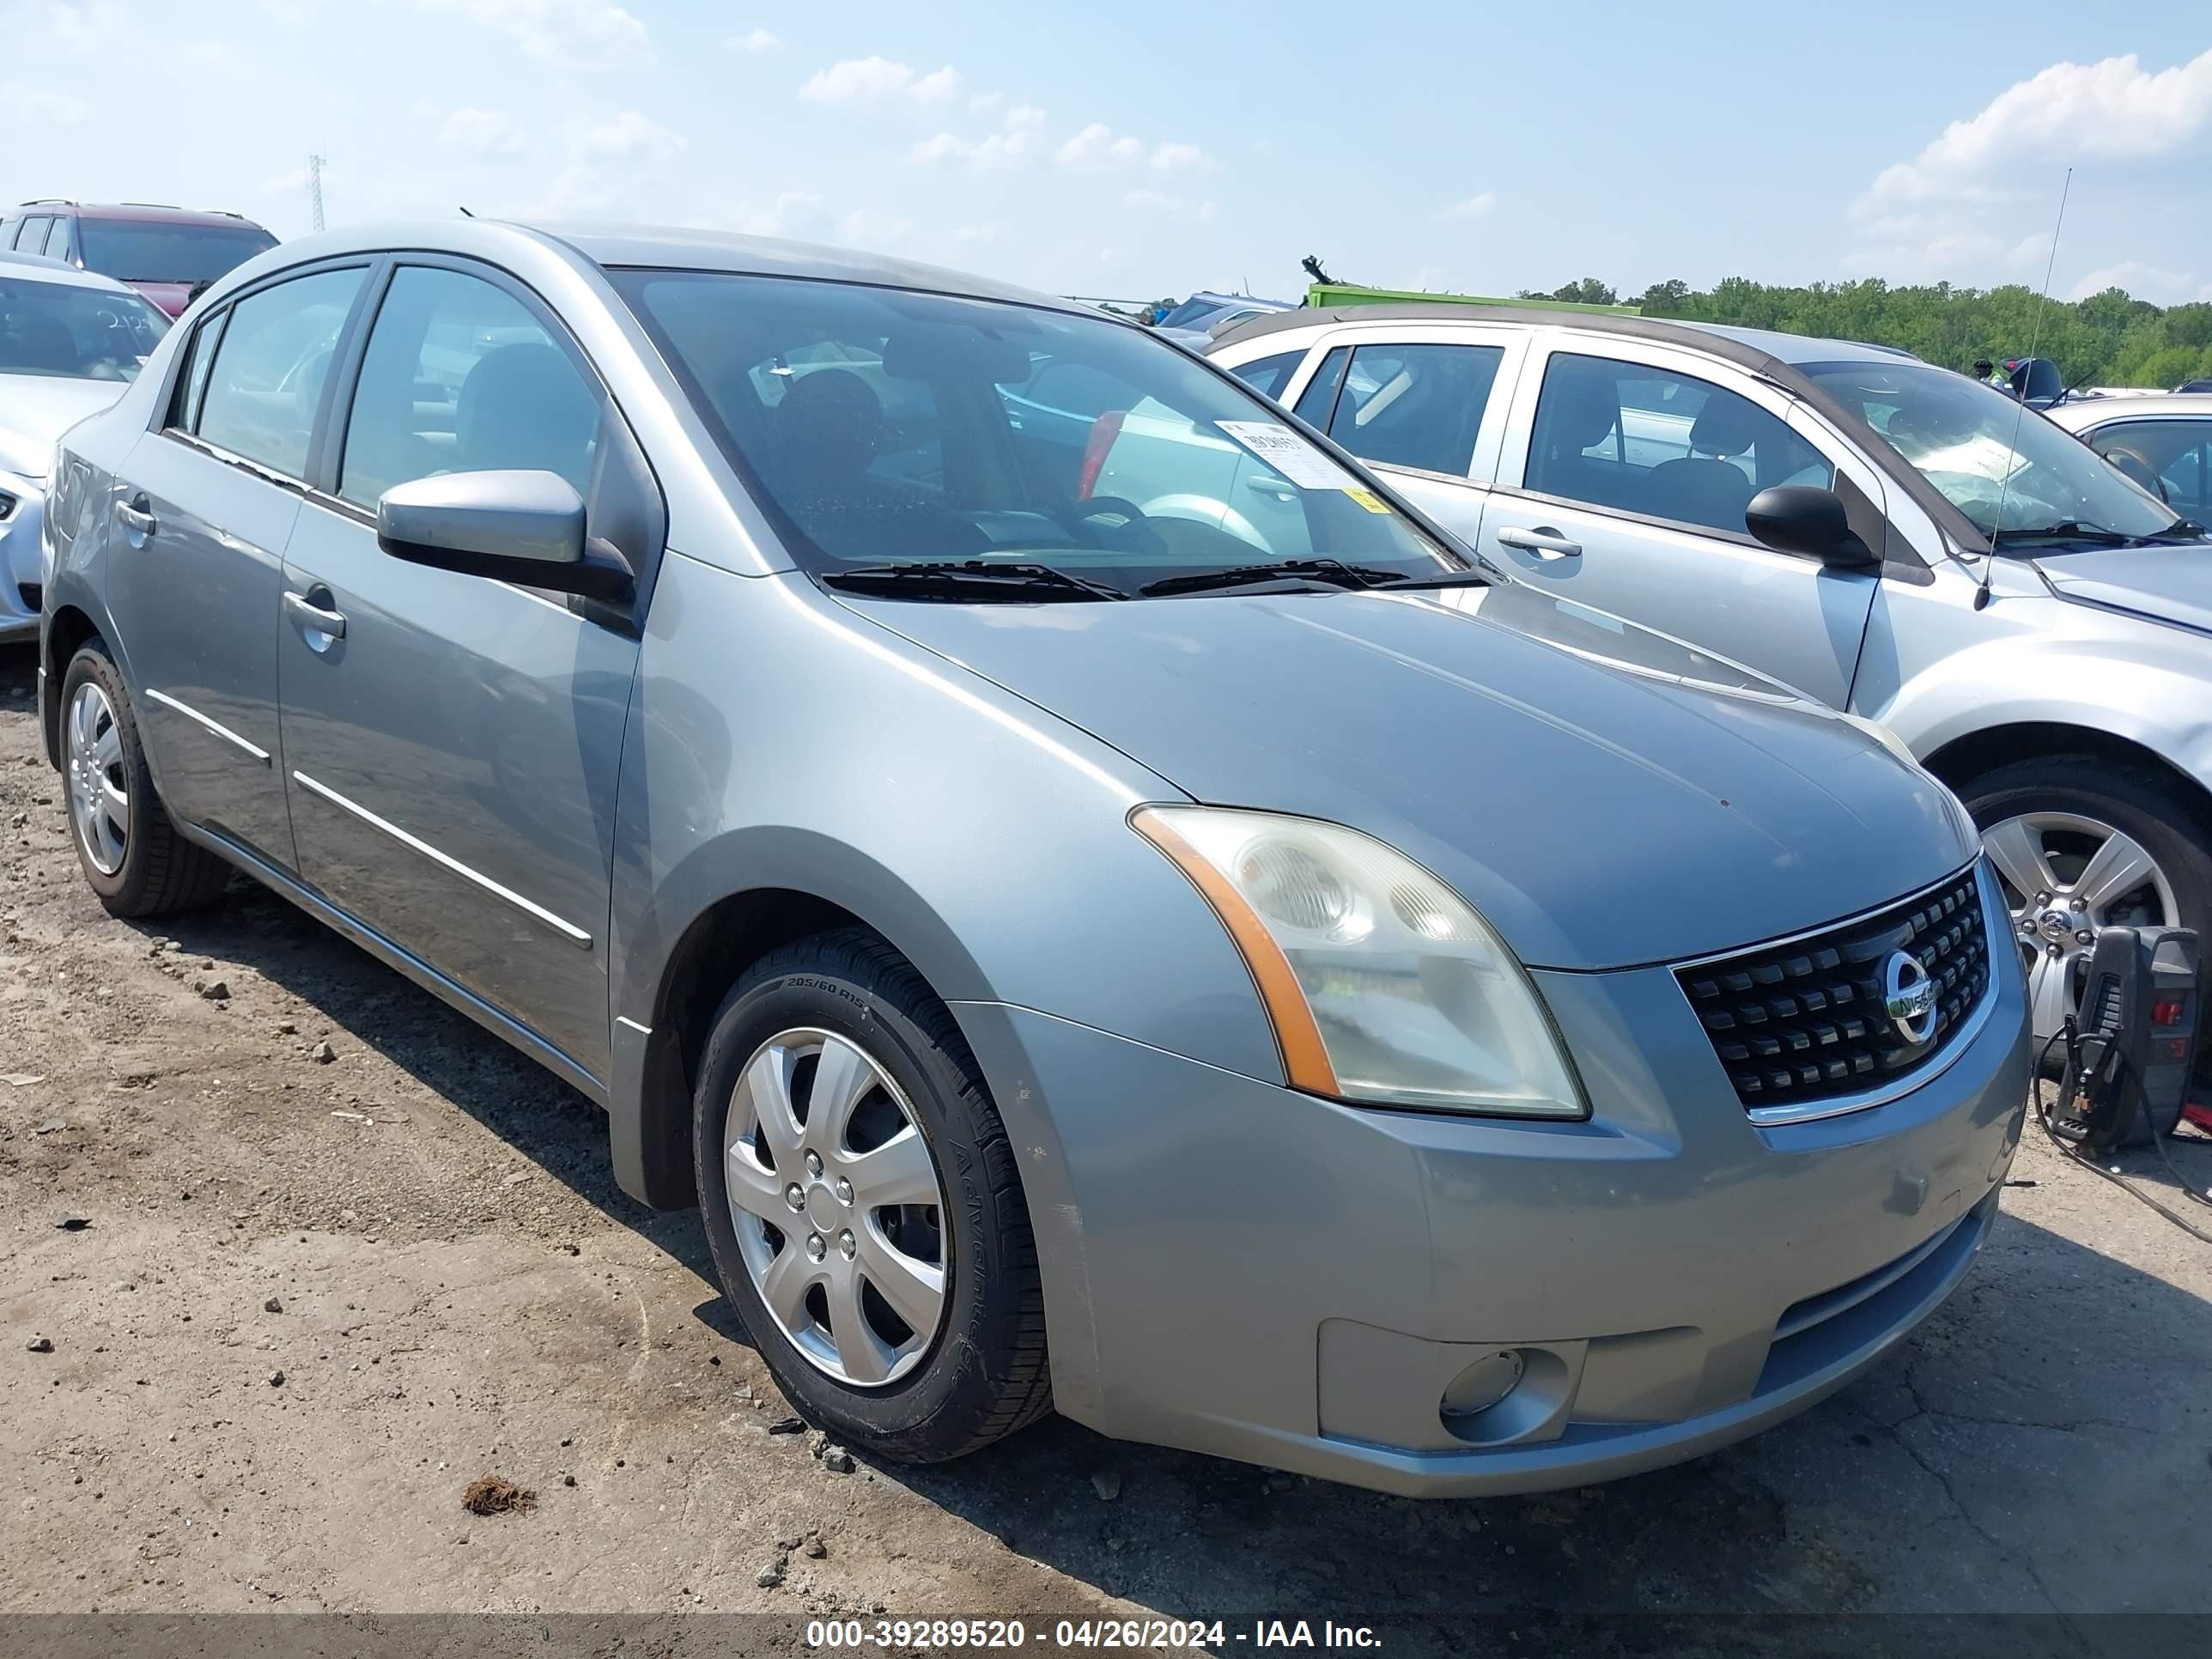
left=113, top=497, right=155, bottom=538
left=285, top=588, right=347, bottom=642
left=1497, top=525, right=1583, bottom=560
left=1244, top=475, right=1299, bottom=499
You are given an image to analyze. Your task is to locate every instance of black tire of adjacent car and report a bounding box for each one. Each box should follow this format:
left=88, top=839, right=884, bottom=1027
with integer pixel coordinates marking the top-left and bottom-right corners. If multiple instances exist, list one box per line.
left=691, top=929, right=1053, bottom=1462
left=1956, top=754, right=2212, bottom=1062
left=58, top=641, right=231, bottom=918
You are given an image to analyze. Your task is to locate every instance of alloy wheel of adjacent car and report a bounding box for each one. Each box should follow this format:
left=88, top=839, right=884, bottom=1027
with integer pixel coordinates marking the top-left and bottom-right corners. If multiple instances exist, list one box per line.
left=1983, top=811, right=2179, bottom=1042
left=64, top=680, right=129, bottom=877
left=722, top=1026, right=949, bottom=1388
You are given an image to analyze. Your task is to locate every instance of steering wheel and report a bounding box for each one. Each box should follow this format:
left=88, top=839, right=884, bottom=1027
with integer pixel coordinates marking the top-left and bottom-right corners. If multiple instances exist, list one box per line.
left=1055, top=495, right=1155, bottom=549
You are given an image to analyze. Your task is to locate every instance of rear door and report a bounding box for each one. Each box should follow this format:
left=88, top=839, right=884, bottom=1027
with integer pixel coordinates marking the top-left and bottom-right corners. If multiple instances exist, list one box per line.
left=107, top=262, right=369, bottom=869
left=1278, top=326, right=1528, bottom=553
left=1483, top=338, right=1883, bottom=707
left=276, top=258, right=658, bottom=1087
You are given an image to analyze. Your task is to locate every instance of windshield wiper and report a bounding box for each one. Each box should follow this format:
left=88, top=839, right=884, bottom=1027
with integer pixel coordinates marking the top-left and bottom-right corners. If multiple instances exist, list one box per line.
left=1988, top=520, right=2139, bottom=547
left=1369, top=567, right=1494, bottom=592
left=1139, top=557, right=1409, bottom=597
left=821, top=560, right=1127, bottom=602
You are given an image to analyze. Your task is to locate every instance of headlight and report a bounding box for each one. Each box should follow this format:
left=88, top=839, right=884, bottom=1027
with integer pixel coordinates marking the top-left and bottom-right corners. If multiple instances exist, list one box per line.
left=1133, top=805, right=1586, bottom=1118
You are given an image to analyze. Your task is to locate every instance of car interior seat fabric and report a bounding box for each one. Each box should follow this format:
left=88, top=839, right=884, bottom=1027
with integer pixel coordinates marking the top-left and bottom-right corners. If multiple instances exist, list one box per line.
left=777, top=368, right=884, bottom=505
left=454, top=343, right=599, bottom=495
left=1643, top=396, right=1763, bottom=532
left=1532, top=367, right=1628, bottom=507
left=12, top=313, right=79, bottom=374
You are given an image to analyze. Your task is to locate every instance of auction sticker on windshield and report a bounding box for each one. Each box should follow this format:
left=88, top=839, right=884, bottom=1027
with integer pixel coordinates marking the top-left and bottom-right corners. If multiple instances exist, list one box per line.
left=1216, top=420, right=1363, bottom=491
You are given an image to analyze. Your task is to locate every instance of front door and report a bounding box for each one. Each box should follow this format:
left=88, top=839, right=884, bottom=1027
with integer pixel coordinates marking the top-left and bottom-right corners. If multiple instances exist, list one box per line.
left=108, top=264, right=369, bottom=868
left=276, top=261, right=646, bottom=1085
left=1486, top=343, right=1881, bottom=708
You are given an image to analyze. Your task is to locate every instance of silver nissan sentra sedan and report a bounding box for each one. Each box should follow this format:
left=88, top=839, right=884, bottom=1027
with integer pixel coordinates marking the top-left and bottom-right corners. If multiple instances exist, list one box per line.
left=39, top=222, right=2029, bottom=1495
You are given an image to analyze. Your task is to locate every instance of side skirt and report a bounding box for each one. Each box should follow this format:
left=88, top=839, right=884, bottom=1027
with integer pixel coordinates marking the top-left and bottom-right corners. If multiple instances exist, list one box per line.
left=171, top=817, right=609, bottom=1108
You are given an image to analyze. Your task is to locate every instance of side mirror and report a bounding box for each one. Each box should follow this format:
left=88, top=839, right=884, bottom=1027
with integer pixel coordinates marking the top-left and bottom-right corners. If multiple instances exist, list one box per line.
left=1745, top=485, right=1881, bottom=571
left=377, top=470, right=633, bottom=603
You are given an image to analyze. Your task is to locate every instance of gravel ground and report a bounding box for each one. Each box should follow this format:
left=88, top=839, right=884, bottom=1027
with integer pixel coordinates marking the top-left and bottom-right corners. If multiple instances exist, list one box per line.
left=3, top=639, right=2209, bottom=1654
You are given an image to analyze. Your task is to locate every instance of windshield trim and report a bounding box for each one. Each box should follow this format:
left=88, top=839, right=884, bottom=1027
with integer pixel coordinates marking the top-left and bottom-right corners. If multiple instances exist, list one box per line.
left=606, top=265, right=1480, bottom=596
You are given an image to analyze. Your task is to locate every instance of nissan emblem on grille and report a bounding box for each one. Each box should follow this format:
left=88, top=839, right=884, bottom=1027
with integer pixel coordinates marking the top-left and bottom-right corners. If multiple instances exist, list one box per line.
left=1883, top=951, right=1940, bottom=1043
left=1674, top=868, right=1995, bottom=1117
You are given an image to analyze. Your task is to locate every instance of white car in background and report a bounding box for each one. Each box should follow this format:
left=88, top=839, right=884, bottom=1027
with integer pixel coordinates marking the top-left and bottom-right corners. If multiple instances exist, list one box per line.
left=0, top=250, right=171, bottom=640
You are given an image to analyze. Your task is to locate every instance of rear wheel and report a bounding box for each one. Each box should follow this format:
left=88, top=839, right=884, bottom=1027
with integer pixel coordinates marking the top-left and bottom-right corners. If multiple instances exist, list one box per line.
left=1959, top=756, right=2212, bottom=1054
left=692, top=929, right=1051, bottom=1462
left=59, top=642, right=230, bottom=918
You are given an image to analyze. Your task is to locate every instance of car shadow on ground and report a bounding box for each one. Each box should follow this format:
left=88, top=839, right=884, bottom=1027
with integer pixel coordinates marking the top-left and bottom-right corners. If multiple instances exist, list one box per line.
left=9, top=642, right=2209, bottom=1648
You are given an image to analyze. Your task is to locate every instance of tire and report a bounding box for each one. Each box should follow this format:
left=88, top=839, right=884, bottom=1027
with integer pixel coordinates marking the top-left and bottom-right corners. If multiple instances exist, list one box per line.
left=58, top=641, right=231, bottom=918
left=1956, top=754, right=2212, bottom=1074
left=692, top=928, right=1051, bottom=1462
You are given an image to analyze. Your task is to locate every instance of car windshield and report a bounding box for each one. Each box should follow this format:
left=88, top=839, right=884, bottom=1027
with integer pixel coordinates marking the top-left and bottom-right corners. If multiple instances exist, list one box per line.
left=611, top=270, right=1463, bottom=594
left=0, top=274, right=168, bottom=380
left=75, top=221, right=276, bottom=285
left=1800, top=360, right=2183, bottom=544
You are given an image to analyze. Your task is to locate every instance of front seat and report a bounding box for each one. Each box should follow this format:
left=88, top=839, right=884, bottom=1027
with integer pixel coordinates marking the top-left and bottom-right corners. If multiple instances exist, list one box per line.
left=1531, top=365, right=1625, bottom=507
left=1646, top=398, right=1761, bottom=531
left=453, top=343, right=599, bottom=494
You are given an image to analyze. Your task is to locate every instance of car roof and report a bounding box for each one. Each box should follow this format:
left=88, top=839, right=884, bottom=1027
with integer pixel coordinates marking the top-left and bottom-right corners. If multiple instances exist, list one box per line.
left=1210, top=301, right=1919, bottom=368
left=0, top=246, right=149, bottom=298
left=2044, top=392, right=2212, bottom=429
left=13, top=202, right=267, bottom=229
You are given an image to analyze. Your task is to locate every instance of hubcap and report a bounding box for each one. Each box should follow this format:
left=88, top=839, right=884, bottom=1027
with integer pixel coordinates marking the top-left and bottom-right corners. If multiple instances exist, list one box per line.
left=64, top=682, right=128, bottom=877
left=722, top=1028, right=948, bottom=1389
left=1982, top=811, right=2178, bottom=1044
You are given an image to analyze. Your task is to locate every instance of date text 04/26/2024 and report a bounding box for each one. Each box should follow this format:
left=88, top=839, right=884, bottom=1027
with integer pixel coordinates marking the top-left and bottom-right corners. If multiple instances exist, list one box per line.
left=803, top=1619, right=1383, bottom=1649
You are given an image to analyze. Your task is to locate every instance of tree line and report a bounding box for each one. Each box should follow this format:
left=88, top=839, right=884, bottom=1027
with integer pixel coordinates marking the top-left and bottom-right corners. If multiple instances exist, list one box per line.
left=1520, top=276, right=2212, bottom=390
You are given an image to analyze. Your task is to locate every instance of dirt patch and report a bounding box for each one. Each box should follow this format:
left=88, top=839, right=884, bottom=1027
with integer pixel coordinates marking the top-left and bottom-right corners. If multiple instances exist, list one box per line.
left=461, top=1475, right=538, bottom=1517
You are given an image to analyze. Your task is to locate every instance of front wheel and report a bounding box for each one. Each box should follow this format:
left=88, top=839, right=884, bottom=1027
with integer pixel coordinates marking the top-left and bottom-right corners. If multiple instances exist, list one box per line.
left=692, top=930, right=1051, bottom=1462
left=1959, top=755, right=2212, bottom=1052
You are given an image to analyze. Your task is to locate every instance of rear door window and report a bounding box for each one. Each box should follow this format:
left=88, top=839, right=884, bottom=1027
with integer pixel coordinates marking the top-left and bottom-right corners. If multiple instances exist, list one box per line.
left=1224, top=349, right=1306, bottom=400
left=192, top=267, right=367, bottom=479
left=1323, top=343, right=1503, bottom=477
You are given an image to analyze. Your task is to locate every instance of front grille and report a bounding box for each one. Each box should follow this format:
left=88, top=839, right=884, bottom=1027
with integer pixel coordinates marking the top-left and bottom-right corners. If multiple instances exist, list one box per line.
left=1678, top=866, right=1993, bottom=1115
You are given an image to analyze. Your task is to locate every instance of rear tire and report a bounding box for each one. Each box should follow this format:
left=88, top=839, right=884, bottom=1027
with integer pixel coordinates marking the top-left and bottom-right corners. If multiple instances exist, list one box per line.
left=692, top=928, right=1052, bottom=1462
left=58, top=641, right=231, bottom=918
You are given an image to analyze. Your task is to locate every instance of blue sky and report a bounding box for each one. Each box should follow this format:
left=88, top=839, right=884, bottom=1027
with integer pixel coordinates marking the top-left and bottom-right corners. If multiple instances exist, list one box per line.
left=6, top=0, right=2210, bottom=305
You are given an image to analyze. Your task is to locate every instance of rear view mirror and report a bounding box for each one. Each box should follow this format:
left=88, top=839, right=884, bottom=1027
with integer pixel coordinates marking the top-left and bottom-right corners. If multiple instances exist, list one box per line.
left=377, top=470, right=633, bottom=602
left=1745, top=485, right=1881, bottom=571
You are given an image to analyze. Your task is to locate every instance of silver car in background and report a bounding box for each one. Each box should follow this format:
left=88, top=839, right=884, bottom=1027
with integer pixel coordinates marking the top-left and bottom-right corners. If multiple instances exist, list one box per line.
left=41, top=223, right=2026, bottom=1495
left=1212, top=307, right=2212, bottom=1054
left=0, top=250, right=169, bottom=640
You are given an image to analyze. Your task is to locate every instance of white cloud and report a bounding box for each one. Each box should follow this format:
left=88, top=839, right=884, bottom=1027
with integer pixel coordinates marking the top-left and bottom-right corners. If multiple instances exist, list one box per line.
left=1150, top=141, right=1206, bottom=172
left=1432, top=191, right=1496, bottom=222
left=726, top=26, right=777, bottom=51
left=1124, top=188, right=1216, bottom=222
left=441, top=107, right=526, bottom=155
left=16, top=88, right=91, bottom=124
left=416, top=0, right=648, bottom=65
left=2067, top=261, right=2204, bottom=304
left=907, top=104, right=1043, bottom=169
left=1057, top=122, right=1144, bottom=166
left=968, top=90, right=1004, bottom=112
left=1864, top=49, right=2212, bottom=212
left=799, top=54, right=962, bottom=105
left=574, top=109, right=684, bottom=161
left=909, top=64, right=963, bottom=103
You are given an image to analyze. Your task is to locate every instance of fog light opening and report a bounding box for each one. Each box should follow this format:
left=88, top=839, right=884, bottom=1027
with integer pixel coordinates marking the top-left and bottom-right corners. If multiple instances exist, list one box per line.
left=1438, top=1346, right=1571, bottom=1446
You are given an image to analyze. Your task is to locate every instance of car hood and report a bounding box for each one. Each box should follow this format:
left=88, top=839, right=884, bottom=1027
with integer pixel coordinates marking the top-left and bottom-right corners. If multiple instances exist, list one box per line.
left=2034, top=544, right=2212, bottom=637
left=126, top=280, right=195, bottom=319
left=0, top=374, right=131, bottom=477
left=841, top=580, right=1978, bottom=969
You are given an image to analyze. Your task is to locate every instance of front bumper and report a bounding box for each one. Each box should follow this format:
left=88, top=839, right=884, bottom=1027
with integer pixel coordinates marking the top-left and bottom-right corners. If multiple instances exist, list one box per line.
left=954, top=890, right=2029, bottom=1498
left=0, top=479, right=42, bottom=644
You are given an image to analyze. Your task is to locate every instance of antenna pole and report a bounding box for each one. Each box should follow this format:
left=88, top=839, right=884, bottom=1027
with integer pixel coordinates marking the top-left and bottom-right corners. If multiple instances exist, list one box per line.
left=307, top=154, right=326, bottom=234
left=1978, top=166, right=2070, bottom=611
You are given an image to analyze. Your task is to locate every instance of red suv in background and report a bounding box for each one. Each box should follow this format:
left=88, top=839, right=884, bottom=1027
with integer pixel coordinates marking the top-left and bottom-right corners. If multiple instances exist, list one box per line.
left=1, top=201, right=277, bottom=316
